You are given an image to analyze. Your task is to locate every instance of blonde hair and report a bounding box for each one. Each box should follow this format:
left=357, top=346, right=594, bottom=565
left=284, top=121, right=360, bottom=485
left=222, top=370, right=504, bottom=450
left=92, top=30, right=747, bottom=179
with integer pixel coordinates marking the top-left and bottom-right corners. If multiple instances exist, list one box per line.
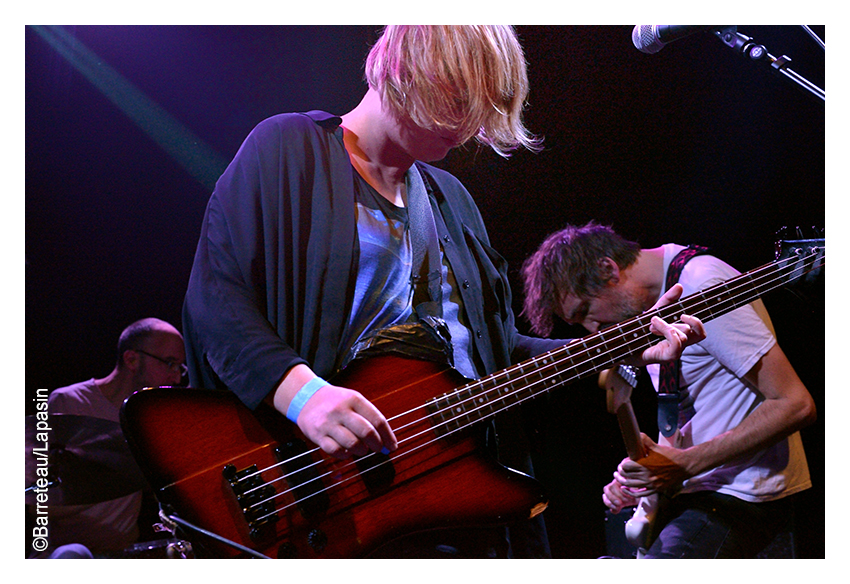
left=365, top=25, right=540, bottom=157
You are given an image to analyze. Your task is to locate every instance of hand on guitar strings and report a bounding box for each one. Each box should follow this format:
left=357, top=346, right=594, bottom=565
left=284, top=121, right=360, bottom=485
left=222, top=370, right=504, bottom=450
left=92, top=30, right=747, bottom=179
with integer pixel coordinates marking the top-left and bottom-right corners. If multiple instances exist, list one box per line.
left=272, top=364, right=398, bottom=460
left=630, top=284, right=706, bottom=366
left=613, top=432, right=694, bottom=498
left=296, top=383, right=399, bottom=460
left=602, top=478, right=641, bottom=514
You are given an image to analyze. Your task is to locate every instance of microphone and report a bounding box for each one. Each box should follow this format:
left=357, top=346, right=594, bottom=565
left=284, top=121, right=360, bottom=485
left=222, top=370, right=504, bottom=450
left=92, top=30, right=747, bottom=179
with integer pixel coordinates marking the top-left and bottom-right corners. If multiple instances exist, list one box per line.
left=631, top=25, right=712, bottom=54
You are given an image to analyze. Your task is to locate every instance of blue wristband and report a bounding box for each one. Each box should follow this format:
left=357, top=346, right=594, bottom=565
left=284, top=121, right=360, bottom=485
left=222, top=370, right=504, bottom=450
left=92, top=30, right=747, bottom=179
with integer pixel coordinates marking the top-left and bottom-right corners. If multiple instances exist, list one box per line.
left=286, top=377, right=328, bottom=423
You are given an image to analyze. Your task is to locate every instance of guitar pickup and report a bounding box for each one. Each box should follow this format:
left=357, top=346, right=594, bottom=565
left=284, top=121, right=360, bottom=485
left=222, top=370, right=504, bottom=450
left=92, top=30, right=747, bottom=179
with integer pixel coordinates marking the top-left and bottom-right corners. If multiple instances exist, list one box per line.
left=275, top=441, right=329, bottom=519
left=355, top=451, right=395, bottom=494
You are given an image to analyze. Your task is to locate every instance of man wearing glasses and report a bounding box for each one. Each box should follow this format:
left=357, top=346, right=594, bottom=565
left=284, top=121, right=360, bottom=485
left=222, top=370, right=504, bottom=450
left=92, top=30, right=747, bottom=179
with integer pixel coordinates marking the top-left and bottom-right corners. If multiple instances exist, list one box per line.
left=42, top=317, right=185, bottom=556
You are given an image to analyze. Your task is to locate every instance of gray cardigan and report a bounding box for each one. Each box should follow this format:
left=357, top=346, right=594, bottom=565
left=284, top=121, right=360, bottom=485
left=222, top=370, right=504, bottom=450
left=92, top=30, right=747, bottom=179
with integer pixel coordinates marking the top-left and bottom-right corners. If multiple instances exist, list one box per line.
left=183, top=111, right=562, bottom=409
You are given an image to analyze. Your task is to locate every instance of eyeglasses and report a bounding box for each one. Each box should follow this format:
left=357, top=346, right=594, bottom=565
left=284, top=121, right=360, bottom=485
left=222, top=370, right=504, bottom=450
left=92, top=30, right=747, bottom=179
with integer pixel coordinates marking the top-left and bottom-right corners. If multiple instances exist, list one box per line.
left=135, top=349, right=188, bottom=377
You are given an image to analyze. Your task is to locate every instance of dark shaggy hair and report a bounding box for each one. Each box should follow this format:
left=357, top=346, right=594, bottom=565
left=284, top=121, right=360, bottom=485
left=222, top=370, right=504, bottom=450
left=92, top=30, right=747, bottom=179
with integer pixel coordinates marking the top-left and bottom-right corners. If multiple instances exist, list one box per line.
left=521, top=222, right=640, bottom=336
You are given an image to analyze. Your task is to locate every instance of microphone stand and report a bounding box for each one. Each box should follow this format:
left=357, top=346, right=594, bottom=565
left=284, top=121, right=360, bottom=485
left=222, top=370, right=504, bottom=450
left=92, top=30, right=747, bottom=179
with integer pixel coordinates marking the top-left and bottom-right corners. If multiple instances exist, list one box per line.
left=713, top=26, right=825, bottom=101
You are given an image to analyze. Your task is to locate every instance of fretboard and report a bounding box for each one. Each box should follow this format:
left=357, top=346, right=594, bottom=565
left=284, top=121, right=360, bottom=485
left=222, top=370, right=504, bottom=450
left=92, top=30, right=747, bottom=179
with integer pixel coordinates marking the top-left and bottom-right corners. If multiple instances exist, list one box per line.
left=426, top=241, right=824, bottom=436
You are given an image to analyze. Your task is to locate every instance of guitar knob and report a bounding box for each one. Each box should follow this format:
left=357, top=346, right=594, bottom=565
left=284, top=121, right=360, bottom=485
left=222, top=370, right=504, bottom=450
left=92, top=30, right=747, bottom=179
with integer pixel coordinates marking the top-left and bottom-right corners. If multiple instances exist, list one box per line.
left=307, top=528, right=328, bottom=552
left=222, top=463, right=237, bottom=481
left=277, top=541, right=298, bottom=559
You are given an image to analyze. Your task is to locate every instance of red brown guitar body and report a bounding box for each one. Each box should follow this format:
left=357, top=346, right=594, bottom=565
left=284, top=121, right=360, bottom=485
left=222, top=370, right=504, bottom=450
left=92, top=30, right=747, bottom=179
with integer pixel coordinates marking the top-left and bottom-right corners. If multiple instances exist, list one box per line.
left=121, top=239, right=824, bottom=558
left=121, top=355, right=548, bottom=558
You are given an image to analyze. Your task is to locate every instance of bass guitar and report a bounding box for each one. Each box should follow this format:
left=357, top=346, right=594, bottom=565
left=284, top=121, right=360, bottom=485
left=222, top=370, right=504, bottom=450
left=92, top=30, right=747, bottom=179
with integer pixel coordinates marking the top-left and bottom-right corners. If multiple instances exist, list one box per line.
left=121, top=239, right=823, bottom=558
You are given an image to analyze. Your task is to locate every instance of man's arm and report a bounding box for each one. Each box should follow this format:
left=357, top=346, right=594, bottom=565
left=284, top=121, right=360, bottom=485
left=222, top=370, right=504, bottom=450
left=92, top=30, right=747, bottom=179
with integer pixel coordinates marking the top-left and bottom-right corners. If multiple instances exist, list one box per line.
left=614, top=342, right=816, bottom=495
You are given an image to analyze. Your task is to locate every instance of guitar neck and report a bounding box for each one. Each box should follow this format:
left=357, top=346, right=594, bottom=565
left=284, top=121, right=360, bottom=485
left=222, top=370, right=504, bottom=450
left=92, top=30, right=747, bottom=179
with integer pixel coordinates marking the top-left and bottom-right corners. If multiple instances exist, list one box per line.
left=426, top=244, right=824, bottom=436
left=615, top=401, right=646, bottom=461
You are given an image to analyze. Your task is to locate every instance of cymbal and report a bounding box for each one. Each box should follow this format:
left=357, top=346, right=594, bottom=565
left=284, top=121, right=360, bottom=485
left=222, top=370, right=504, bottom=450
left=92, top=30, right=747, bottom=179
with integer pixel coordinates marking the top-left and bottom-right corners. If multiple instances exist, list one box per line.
left=25, top=414, right=147, bottom=505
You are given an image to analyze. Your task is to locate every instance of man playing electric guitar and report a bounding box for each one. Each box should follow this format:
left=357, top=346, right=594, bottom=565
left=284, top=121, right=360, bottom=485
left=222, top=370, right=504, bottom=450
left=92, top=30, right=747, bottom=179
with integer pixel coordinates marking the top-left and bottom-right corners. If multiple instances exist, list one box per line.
left=521, top=222, right=817, bottom=558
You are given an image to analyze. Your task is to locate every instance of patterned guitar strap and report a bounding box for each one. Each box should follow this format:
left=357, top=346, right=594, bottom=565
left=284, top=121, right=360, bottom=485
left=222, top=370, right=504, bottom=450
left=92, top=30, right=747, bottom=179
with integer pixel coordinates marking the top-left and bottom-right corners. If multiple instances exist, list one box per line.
left=657, top=245, right=709, bottom=437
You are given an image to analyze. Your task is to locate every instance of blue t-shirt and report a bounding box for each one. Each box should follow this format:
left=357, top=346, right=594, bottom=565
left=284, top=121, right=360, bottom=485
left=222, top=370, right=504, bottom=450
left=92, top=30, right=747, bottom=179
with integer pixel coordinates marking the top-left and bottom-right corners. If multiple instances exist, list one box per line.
left=342, top=167, right=477, bottom=380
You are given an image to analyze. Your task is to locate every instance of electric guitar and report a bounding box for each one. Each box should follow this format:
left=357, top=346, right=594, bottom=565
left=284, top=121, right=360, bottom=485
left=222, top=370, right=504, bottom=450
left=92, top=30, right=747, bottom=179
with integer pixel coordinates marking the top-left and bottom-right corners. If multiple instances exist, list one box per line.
left=120, top=239, right=823, bottom=558
left=599, top=364, right=662, bottom=557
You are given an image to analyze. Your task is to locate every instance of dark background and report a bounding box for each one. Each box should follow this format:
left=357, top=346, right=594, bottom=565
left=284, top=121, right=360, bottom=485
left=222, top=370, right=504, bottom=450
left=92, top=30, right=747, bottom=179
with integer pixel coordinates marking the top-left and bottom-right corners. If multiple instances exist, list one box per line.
left=25, top=25, right=825, bottom=558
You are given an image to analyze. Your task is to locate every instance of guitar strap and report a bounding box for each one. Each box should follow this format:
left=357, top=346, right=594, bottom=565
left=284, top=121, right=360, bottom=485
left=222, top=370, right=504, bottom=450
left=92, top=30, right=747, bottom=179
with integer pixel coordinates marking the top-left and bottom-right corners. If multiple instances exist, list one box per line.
left=657, top=245, right=709, bottom=437
left=406, top=163, right=444, bottom=320
left=338, top=164, right=452, bottom=371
